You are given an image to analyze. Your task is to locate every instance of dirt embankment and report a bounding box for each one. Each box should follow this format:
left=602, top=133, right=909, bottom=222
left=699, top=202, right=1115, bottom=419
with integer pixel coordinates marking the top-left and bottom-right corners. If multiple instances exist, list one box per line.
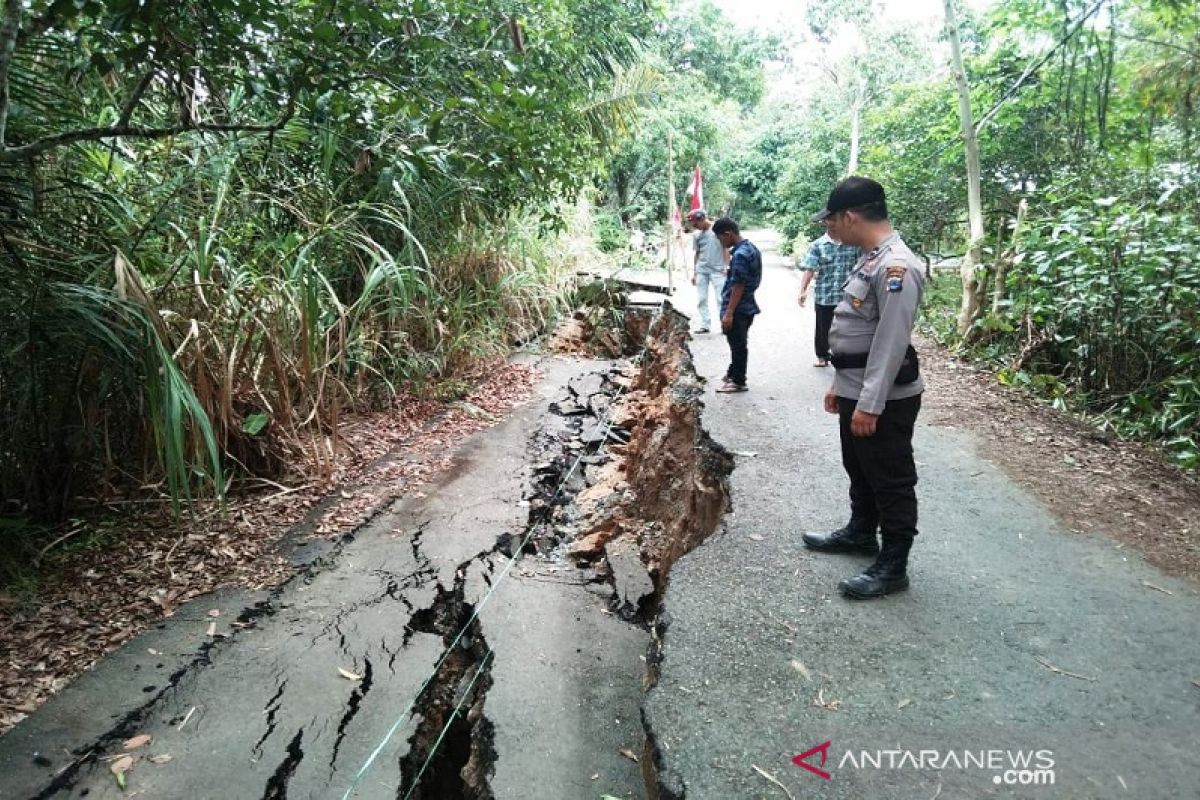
left=536, top=305, right=733, bottom=620
left=919, top=334, right=1200, bottom=583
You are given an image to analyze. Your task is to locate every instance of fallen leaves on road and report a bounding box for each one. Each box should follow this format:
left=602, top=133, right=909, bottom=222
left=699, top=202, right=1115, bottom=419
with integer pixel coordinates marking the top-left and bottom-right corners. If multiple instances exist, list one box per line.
left=0, top=362, right=539, bottom=734
left=898, top=698, right=912, bottom=709
left=919, top=335, right=1200, bottom=584
left=206, top=608, right=221, bottom=617
left=789, top=659, right=811, bottom=681
left=109, top=755, right=134, bottom=788
left=149, top=753, right=173, bottom=764
left=338, top=667, right=363, bottom=682
left=619, top=747, right=639, bottom=763
left=122, top=734, right=152, bottom=751
left=813, top=687, right=842, bottom=711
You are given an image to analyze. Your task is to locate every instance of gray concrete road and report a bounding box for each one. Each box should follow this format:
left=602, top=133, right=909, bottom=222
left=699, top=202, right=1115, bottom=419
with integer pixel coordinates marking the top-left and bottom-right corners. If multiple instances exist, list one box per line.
left=0, top=359, right=648, bottom=800
left=645, top=231, right=1200, bottom=799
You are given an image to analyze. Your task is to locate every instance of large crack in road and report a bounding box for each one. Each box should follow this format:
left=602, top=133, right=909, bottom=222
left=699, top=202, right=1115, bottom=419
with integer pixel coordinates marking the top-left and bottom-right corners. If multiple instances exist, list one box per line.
left=1, top=301, right=735, bottom=800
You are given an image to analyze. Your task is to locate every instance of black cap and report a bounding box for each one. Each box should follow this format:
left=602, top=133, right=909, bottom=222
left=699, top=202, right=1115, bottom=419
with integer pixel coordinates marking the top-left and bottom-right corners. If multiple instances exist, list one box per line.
left=811, top=176, right=886, bottom=222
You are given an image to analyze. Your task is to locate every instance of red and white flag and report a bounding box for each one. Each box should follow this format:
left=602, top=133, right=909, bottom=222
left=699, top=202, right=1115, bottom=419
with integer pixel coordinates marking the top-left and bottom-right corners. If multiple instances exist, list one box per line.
left=685, top=164, right=704, bottom=211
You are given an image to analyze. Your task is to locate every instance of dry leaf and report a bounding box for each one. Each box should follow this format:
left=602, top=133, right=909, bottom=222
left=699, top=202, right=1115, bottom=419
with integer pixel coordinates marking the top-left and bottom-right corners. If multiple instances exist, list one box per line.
left=748, top=534, right=764, bottom=542
left=149, top=754, right=173, bottom=764
left=898, top=698, right=912, bottom=709
left=110, top=755, right=133, bottom=787
left=338, top=667, right=363, bottom=682
left=590, top=773, right=600, bottom=780
left=146, top=648, right=158, bottom=656
left=814, top=687, right=842, bottom=711
left=123, top=734, right=152, bottom=751
left=752, top=764, right=796, bottom=800
left=789, top=659, right=811, bottom=681
left=0, top=365, right=541, bottom=743
left=207, top=608, right=221, bottom=617
left=619, top=747, right=639, bottom=763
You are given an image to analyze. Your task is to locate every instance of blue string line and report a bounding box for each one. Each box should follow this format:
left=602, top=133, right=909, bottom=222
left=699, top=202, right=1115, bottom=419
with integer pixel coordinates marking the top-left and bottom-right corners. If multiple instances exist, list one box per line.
left=340, top=303, right=663, bottom=798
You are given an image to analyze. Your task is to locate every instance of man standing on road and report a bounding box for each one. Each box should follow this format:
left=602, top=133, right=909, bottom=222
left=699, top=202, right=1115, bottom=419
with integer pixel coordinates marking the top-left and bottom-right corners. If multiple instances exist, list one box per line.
left=801, top=177, right=925, bottom=599
left=688, top=209, right=727, bottom=334
left=799, top=231, right=862, bottom=367
left=713, top=217, right=761, bottom=393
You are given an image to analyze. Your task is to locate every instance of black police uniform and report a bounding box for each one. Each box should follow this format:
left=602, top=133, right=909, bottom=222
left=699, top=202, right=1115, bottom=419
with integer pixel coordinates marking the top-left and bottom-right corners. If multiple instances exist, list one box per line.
left=806, top=231, right=925, bottom=597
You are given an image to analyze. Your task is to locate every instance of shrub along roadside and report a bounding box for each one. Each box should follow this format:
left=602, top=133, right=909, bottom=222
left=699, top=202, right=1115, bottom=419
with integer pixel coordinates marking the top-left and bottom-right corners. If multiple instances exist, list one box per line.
left=0, top=0, right=652, bottom=540
left=921, top=197, right=1200, bottom=471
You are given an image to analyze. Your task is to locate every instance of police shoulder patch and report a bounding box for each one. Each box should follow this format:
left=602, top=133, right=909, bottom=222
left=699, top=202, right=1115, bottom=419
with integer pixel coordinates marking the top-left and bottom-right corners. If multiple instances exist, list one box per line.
left=885, top=265, right=906, bottom=293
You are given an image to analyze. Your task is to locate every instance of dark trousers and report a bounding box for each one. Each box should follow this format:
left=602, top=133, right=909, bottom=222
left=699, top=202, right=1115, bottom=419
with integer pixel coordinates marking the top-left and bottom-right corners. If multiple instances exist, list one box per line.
left=838, top=394, right=921, bottom=539
left=723, top=313, right=754, bottom=386
left=814, top=304, right=836, bottom=360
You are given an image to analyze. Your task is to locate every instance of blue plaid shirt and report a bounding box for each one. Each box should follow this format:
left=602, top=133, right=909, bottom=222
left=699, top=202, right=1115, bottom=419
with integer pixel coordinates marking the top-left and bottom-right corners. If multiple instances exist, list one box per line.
left=720, top=239, right=762, bottom=317
left=801, top=234, right=863, bottom=306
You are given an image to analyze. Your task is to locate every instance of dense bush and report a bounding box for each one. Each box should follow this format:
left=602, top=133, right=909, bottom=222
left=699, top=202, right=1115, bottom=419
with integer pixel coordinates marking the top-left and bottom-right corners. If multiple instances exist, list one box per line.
left=0, top=0, right=654, bottom=522
left=745, top=0, right=1200, bottom=469
left=997, top=198, right=1199, bottom=467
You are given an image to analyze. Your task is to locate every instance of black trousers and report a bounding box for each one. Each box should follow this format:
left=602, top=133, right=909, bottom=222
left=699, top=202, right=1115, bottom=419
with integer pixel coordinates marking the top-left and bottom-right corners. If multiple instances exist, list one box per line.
left=723, top=313, right=754, bottom=386
left=814, top=304, right=836, bottom=360
left=838, top=394, right=921, bottom=539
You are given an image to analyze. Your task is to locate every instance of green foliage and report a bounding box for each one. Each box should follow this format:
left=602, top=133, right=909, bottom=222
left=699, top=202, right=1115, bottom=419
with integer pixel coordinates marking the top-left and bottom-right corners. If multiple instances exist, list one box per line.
left=592, top=209, right=628, bottom=252
left=999, top=196, right=1200, bottom=467
left=0, top=0, right=655, bottom=523
left=658, top=0, right=781, bottom=110
left=752, top=0, right=1200, bottom=468
left=599, top=0, right=773, bottom=228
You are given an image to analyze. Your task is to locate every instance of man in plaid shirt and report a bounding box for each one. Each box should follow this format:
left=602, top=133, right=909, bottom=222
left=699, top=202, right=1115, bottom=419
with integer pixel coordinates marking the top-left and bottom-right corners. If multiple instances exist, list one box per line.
left=799, top=232, right=863, bottom=367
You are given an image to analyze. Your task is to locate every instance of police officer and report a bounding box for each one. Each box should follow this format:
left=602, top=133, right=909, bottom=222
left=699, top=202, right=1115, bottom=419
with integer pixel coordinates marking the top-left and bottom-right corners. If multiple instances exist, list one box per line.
left=801, top=177, right=924, bottom=599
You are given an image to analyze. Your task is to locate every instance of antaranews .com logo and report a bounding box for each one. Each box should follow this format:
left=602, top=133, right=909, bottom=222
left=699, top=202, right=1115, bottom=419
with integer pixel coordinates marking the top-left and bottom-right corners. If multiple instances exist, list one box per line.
left=793, top=742, right=1056, bottom=787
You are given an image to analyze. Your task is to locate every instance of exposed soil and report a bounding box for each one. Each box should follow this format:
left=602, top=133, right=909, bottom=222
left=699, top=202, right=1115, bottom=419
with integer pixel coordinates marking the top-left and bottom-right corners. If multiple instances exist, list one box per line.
left=918, top=333, right=1200, bottom=583
left=393, top=305, right=731, bottom=798
left=0, top=362, right=539, bottom=735
left=536, top=307, right=734, bottom=620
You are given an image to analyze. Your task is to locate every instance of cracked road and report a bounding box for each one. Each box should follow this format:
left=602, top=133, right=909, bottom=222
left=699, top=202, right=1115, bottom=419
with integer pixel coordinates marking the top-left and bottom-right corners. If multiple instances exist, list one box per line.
left=0, top=359, right=650, bottom=800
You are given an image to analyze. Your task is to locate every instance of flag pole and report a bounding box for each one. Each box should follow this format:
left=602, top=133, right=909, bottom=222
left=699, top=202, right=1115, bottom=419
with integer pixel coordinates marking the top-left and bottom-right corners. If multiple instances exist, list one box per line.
left=666, top=131, right=676, bottom=294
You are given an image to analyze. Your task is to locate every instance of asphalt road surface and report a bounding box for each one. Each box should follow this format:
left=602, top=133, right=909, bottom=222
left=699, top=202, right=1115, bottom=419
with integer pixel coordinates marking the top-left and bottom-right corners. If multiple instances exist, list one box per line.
left=644, top=230, right=1200, bottom=799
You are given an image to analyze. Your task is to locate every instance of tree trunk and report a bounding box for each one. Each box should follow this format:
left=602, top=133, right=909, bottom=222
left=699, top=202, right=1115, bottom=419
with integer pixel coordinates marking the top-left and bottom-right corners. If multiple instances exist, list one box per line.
left=846, top=75, right=866, bottom=176
left=944, top=0, right=986, bottom=335
left=0, top=0, right=22, bottom=147
left=1098, top=8, right=1116, bottom=150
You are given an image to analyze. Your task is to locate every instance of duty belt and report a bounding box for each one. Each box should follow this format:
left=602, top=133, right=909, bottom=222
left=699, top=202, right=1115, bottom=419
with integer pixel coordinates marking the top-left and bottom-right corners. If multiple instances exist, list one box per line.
left=830, top=346, right=921, bottom=384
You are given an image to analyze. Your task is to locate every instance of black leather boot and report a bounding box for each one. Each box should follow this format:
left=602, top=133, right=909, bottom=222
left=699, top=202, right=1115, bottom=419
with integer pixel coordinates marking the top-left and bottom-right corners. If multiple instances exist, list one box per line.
left=839, top=536, right=911, bottom=598
left=802, top=522, right=879, bottom=555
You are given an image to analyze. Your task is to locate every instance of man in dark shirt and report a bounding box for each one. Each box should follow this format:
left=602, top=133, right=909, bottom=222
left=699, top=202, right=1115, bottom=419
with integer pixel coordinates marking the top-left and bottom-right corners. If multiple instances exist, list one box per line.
left=713, top=217, right=762, bottom=393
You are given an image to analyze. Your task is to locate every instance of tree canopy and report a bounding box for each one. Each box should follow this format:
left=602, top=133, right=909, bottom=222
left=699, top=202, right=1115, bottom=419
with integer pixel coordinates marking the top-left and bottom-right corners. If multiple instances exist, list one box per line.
left=723, top=0, right=1200, bottom=468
